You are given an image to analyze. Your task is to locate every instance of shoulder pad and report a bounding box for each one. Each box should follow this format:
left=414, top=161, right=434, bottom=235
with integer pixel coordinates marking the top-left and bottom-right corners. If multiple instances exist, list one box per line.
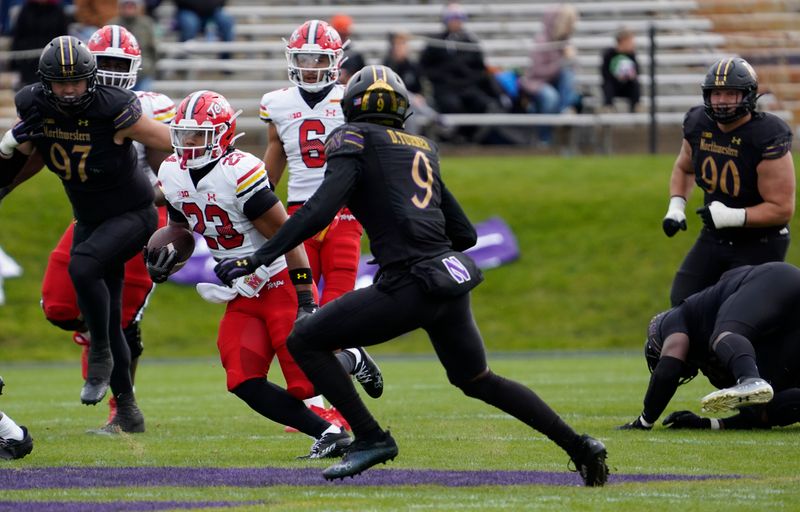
left=325, top=124, right=364, bottom=157
left=682, top=105, right=707, bottom=138
left=222, top=151, right=270, bottom=196
left=259, top=89, right=286, bottom=122
left=137, top=91, right=176, bottom=124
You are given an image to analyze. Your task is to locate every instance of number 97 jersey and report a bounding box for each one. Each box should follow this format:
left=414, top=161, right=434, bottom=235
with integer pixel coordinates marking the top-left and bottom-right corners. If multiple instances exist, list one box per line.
left=259, top=85, right=344, bottom=203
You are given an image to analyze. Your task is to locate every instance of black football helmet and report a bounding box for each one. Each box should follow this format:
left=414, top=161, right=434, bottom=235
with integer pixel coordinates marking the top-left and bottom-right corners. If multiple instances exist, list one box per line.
left=701, top=57, right=758, bottom=124
left=37, top=36, right=97, bottom=114
left=644, top=309, right=698, bottom=384
left=341, top=64, right=410, bottom=128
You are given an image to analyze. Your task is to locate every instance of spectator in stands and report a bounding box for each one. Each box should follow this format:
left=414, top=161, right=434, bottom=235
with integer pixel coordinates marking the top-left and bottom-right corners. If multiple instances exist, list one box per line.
left=9, top=0, right=70, bottom=89
left=518, top=4, right=581, bottom=144
left=110, top=0, right=157, bottom=91
left=600, top=28, right=641, bottom=112
left=330, top=14, right=364, bottom=84
left=383, top=31, right=440, bottom=136
left=173, top=0, right=234, bottom=59
left=1, top=0, right=25, bottom=35
left=419, top=3, right=508, bottom=142
left=73, top=0, right=116, bottom=39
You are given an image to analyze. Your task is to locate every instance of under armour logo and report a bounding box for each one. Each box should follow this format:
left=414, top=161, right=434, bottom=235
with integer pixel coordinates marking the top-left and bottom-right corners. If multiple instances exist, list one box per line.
left=325, top=109, right=337, bottom=117
left=731, top=137, right=741, bottom=145
left=235, top=259, right=249, bottom=267
left=296, top=272, right=308, bottom=280
left=442, top=256, right=471, bottom=284
left=78, top=119, right=88, bottom=126
left=207, top=193, right=216, bottom=201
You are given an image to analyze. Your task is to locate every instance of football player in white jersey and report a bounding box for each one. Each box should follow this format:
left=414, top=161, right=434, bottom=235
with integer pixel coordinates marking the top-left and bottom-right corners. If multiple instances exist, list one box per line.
left=38, top=25, right=175, bottom=433
left=259, top=20, right=382, bottom=427
left=153, top=90, right=379, bottom=458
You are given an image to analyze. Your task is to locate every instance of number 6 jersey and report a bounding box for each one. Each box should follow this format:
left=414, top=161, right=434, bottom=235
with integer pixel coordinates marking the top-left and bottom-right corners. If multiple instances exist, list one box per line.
left=259, top=85, right=344, bottom=203
left=158, top=149, right=287, bottom=278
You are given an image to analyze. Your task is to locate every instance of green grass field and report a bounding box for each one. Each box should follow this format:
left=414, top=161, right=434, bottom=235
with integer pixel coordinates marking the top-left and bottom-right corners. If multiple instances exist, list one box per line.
left=1, top=354, right=798, bottom=511
left=1, top=154, right=799, bottom=510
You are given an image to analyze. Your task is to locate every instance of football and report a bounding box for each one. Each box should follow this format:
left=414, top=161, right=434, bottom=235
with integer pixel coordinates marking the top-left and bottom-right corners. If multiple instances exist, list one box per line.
left=146, top=225, right=196, bottom=272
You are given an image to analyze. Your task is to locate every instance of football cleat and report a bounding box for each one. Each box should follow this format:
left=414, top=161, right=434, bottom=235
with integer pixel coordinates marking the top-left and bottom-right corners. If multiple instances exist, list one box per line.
left=300, top=430, right=352, bottom=460
left=87, top=393, right=144, bottom=435
left=322, top=430, right=398, bottom=480
left=0, top=426, right=33, bottom=460
left=72, top=331, right=91, bottom=346
left=569, top=434, right=609, bottom=487
left=352, top=348, right=384, bottom=399
left=701, top=377, right=774, bottom=413
left=81, top=347, right=113, bottom=405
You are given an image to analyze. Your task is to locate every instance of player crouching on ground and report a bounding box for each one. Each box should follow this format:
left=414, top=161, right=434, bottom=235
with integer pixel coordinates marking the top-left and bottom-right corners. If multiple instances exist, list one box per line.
left=148, top=90, right=382, bottom=458
left=619, top=262, right=800, bottom=431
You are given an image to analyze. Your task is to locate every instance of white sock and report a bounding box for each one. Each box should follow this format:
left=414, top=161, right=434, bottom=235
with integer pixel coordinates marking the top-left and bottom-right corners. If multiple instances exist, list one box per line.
left=0, top=412, right=24, bottom=441
left=303, top=395, right=325, bottom=408
left=345, top=348, right=362, bottom=370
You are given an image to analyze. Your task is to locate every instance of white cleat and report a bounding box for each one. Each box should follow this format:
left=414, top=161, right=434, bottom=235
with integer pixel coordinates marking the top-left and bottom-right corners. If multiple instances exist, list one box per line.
left=701, top=378, right=774, bottom=413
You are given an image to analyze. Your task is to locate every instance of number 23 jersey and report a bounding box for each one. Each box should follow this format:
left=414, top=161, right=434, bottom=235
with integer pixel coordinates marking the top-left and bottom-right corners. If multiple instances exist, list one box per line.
left=259, top=85, right=344, bottom=202
left=157, top=149, right=287, bottom=278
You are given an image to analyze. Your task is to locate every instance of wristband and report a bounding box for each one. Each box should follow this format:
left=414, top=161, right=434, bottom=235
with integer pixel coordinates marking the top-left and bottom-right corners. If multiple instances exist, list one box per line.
left=667, top=195, right=687, bottom=214
left=289, top=267, right=313, bottom=285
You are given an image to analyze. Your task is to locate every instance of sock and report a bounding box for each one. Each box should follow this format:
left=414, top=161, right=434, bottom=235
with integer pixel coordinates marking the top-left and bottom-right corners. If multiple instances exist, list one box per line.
left=335, top=348, right=359, bottom=375
left=303, top=395, right=325, bottom=409
left=0, top=412, right=24, bottom=441
left=320, top=424, right=342, bottom=438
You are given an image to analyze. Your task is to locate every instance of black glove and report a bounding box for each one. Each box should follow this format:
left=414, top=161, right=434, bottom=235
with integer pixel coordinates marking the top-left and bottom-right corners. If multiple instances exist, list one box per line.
left=662, top=216, right=687, bottom=237
left=12, top=109, right=44, bottom=144
left=616, top=415, right=653, bottom=430
left=143, top=246, right=177, bottom=284
left=214, top=255, right=259, bottom=286
left=296, top=289, right=319, bottom=321
left=662, top=410, right=711, bottom=429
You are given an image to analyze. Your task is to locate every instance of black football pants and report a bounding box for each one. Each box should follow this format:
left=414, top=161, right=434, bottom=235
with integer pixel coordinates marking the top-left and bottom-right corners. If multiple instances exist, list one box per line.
left=70, top=205, right=157, bottom=396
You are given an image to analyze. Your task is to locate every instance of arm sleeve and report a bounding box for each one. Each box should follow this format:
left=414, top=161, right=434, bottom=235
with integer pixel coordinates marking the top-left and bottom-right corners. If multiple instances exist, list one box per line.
left=641, top=356, right=685, bottom=423
left=251, top=156, right=359, bottom=266
left=242, top=187, right=280, bottom=221
left=440, top=182, right=477, bottom=251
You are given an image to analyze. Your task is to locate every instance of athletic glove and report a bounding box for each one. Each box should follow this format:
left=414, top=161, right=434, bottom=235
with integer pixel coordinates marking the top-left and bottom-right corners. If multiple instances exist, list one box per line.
left=296, top=289, right=319, bottom=322
left=616, top=415, right=653, bottom=430
left=662, top=410, right=715, bottom=429
left=0, top=110, right=44, bottom=158
left=696, top=201, right=746, bottom=229
left=143, top=246, right=178, bottom=284
left=214, top=255, right=259, bottom=286
left=662, top=196, right=687, bottom=237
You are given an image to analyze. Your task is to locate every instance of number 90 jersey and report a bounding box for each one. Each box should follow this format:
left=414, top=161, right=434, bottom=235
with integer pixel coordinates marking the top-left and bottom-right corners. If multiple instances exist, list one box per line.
left=158, top=149, right=287, bottom=278
left=259, top=85, right=344, bottom=203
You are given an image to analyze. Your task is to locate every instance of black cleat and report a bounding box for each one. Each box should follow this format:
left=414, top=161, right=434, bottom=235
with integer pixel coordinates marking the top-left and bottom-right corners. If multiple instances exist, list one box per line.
left=570, top=434, right=609, bottom=487
left=352, top=348, right=384, bottom=399
left=81, top=348, right=113, bottom=405
left=87, top=393, right=144, bottom=435
left=300, top=430, right=352, bottom=459
left=322, top=430, right=398, bottom=480
left=0, top=426, right=33, bottom=460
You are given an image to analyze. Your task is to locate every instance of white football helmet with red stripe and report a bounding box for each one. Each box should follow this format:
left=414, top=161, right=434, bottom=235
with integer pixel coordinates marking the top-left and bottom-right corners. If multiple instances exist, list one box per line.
left=285, top=19, right=344, bottom=92
left=170, top=90, right=242, bottom=169
left=87, top=25, right=141, bottom=89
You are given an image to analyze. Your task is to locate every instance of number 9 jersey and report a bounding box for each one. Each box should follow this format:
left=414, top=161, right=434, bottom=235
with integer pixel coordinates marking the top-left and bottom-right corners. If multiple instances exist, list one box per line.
left=258, top=85, right=344, bottom=203
left=157, top=149, right=288, bottom=279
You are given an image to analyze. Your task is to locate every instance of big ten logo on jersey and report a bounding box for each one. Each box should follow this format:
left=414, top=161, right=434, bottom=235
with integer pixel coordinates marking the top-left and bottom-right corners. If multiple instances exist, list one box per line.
left=290, top=111, right=302, bottom=120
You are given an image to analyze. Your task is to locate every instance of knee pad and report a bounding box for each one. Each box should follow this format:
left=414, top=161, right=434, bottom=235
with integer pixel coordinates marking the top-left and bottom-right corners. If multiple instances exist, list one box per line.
left=455, top=370, right=497, bottom=400
left=123, top=321, right=144, bottom=360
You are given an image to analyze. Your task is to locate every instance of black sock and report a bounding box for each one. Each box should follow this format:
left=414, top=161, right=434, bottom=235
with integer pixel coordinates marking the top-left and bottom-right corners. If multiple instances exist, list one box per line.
left=233, top=378, right=329, bottom=438
left=713, top=333, right=759, bottom=381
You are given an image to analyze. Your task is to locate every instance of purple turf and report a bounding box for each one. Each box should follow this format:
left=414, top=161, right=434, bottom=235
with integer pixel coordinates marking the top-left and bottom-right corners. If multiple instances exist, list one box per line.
left=0, top=501, right=260, bottom=512
left=0, top=466, right=738, bottom=490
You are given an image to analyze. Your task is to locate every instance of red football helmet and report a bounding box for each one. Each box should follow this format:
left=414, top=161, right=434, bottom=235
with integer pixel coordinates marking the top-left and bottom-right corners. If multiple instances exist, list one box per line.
left=87, top=25, right=141, bottom=89
left=170, top=90, right=241, bottom=169
left=285, top=19, right=344, bottom=92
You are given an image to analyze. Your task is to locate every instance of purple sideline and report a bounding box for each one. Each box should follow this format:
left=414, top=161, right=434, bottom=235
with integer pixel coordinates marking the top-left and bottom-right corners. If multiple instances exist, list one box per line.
left=0, top=501, right=260, bottom=512
left=0, top=466, right=738, bottom=490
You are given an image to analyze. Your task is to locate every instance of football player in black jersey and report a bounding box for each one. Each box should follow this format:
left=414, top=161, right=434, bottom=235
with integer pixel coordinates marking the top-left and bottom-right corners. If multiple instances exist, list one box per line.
left=619, top=261, right=800, bottom=431
left=215, top=65, right=609, bottom=485
left=0, top=36, right=172, bottom=417
left=661, top=57, right=795, bottom=306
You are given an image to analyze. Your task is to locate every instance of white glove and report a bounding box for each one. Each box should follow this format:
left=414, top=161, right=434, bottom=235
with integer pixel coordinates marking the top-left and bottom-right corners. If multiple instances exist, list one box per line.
left=696, top=201, right=746, bottom=229
left=662, top=196, right=687, bottom=237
